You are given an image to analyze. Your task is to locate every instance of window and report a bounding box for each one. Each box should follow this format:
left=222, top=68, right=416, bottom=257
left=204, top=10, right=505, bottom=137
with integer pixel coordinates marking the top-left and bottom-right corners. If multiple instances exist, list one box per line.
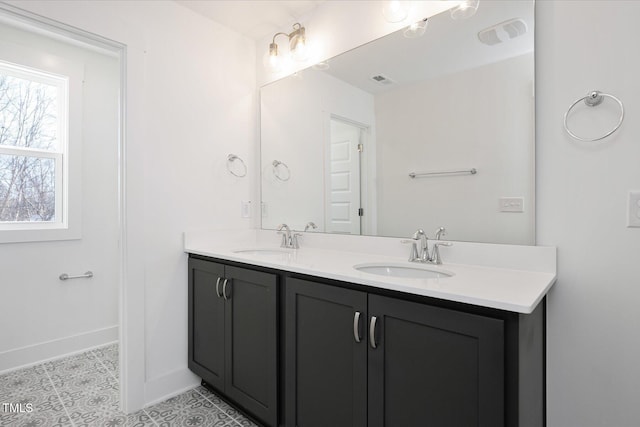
left=0, top=61, right=68, bottom=231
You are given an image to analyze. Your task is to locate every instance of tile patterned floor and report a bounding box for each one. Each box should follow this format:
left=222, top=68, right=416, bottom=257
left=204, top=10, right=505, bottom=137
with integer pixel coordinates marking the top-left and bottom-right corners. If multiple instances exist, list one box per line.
left=0, top=344, right=258, bottom=426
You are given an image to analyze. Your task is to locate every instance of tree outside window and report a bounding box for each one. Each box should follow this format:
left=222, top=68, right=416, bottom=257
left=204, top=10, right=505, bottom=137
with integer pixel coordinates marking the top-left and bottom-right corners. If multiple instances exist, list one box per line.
left=0, top=61, right=67, bottom=225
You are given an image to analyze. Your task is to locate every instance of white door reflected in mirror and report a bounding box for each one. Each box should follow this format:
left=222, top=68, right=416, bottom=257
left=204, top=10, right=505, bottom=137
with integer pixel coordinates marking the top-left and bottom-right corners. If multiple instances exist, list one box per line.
left=326, top=118, right=363, bottom=235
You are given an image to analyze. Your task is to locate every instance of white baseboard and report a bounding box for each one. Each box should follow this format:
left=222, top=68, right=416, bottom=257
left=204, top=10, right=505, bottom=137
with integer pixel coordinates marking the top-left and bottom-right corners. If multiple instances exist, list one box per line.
left=144, top=367, right=200, bottom=407
left=0, top=325, right=118, bottom=374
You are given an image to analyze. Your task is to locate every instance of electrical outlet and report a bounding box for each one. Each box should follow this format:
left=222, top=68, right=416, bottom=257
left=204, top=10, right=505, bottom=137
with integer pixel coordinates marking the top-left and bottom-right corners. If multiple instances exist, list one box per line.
left=499, top=197, right=524, bottom=213
left=241, top=201, right=251, bottom=218
left=627, top=191, right=640, bottom=227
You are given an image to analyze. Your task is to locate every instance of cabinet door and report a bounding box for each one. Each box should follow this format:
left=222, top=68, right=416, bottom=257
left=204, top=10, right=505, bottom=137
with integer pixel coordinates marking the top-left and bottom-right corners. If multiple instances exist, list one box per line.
left=286, top=278, right=368, bottom=427
left=188, top=258, right=225, bottom=391
left=368, top=295, right=504, bottom=427
left=224, top=266, right=278, bottom=427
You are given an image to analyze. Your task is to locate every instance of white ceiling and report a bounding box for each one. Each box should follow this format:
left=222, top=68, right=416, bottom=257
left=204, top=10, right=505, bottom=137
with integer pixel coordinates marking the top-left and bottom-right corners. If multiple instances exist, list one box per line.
left=176, top=0, right=325, bottom=40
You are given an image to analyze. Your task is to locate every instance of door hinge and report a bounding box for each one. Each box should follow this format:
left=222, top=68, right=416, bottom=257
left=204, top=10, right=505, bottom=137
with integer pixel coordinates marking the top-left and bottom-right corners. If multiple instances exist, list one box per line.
left=358, top=208, right=364, bottom=216
left=357, top=143, right=363, bottom=152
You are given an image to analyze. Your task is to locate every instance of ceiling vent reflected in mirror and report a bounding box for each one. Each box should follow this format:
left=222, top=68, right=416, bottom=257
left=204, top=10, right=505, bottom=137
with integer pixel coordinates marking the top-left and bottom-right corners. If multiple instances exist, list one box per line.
left=478, top=18, right=528, bottom=46
left=370, top=74, right=396, bottom=86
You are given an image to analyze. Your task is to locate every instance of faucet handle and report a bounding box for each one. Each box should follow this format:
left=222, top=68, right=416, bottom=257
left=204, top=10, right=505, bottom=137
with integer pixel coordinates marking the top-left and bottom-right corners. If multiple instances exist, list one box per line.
left=431, top=241, right=453, bottom=265
left=292, top=233, right=303, bottom=249
left=276, top=223, right=292, bottom=247
left=276, top=223, right=290, bottom=232
left=401, top=239, right=420, bottom=262
left=434, top=227, right=446, bottom=240
left=277, top=231, right=288, bottom=248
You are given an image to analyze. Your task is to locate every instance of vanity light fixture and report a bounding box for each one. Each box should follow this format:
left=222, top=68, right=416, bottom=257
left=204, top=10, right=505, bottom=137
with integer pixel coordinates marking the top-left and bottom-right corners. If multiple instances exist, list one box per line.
left=382, top=0, right=409, bottom=23
left=265, top=22, right=308, bottom=72
left=403, top=18, right=428, bottom=38
left=450, top=0, right=479, bottom=20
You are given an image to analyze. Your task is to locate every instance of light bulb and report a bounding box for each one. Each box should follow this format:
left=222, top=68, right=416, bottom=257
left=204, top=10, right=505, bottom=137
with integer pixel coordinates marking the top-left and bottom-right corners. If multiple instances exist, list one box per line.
left=291, top=39, right=308, bottom=61
left=302, top=38, right=324, bottom=67
left=279, top=53, right=294, bottom=74
left=451, top=0, right=479, bottom=20
left=288, top=25, right=309, bottom=62
left=263, top=43, right=282, bottom=73
left=382, top=1, right=409, bottom=23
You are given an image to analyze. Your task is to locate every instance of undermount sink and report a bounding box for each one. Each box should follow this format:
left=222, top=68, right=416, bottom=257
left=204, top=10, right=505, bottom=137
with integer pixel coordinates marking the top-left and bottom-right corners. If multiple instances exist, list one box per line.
left=233, top=248, right=293, bottom=256
left=354, top=263, right=454, bottom=279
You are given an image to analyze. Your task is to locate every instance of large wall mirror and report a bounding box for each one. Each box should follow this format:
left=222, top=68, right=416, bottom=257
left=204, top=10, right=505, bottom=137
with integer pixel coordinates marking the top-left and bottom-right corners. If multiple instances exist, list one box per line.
left=260, top=0, right=534, bottom=245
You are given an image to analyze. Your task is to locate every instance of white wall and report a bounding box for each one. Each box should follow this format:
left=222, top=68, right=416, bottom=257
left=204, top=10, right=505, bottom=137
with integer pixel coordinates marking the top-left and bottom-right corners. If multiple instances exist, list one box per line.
left=0, top=22, right=119, bottom=371
left=537, top=2, right=640, bottom=426
left=4, top=0, right=256, bottom=410
left=260, top=71, right=374, bottom=232
left=375, top=54, right=534, bottom=244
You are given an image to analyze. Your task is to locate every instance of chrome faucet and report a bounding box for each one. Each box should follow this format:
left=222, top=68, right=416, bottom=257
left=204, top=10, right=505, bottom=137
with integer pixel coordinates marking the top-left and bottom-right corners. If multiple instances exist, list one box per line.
left=277, top=223, right=303, bottom=249
left=291, top=232, right=303, bottom=249
left=401, top=238, right=420, bottom=262
left=413, top=229, right=430, bottom=262
left=431, top=227, right=452, bottom=265
left=403, top=227, right=453, bottom=264
left=276, top=224, right=292, bottom=248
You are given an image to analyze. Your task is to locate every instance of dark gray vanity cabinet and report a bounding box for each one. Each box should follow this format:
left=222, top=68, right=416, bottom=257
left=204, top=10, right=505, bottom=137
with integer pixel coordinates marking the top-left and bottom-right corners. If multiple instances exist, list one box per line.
left=189, top=258, right=225, bottom=389
left=189, top=255, right=544, bottom=427
left=188, top=258, right=278, bottom=427
left=367, top=294, right=504, bottom=427
left=286, top=277, right=505, bottom=427
left=285, top=278, right=368, bottom=427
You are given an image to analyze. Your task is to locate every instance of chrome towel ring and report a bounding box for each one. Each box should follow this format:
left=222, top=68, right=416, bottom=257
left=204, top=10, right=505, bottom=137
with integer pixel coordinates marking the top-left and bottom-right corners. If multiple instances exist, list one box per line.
left=272, top=160, right=291, bottom=181
left=563, top=90, right=624, bottom=142
left=226, top=154, right=247, bottom=178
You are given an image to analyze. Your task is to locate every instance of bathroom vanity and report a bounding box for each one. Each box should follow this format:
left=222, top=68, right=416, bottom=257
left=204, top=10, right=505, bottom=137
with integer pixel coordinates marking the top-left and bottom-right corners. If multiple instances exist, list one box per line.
left=185, top=230, right=555, bottom=427
left=189, top=2, right=543, bottom=425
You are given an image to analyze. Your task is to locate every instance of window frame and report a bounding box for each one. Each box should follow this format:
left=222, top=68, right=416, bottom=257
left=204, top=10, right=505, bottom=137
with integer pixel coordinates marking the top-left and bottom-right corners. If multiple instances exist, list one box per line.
left=0, top=40, right=82, bottom=243
left=0, top=61, right=68, bottom=230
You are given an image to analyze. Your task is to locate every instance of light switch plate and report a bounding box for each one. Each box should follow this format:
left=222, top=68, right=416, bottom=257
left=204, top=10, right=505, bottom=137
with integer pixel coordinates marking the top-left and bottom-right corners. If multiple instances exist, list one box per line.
left=627, top=191, right=640, bottom=227
left=499, top=197, right=524, bottom=213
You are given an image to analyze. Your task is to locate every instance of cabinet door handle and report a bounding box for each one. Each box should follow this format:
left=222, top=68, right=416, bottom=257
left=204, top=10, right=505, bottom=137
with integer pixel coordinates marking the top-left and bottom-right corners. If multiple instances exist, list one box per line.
left=369, top=316, right=378, bottom=349
left=353, top=311, right=362, bottom=343
left=215, top=277, right=222, bottom=298
left=222, top=279, right=230, bottom=301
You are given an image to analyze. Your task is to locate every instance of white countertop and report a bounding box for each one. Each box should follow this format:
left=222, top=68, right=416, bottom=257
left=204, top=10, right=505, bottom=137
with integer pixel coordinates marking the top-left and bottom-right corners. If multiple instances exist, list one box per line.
left=184, top=229, right=557, bottom=314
